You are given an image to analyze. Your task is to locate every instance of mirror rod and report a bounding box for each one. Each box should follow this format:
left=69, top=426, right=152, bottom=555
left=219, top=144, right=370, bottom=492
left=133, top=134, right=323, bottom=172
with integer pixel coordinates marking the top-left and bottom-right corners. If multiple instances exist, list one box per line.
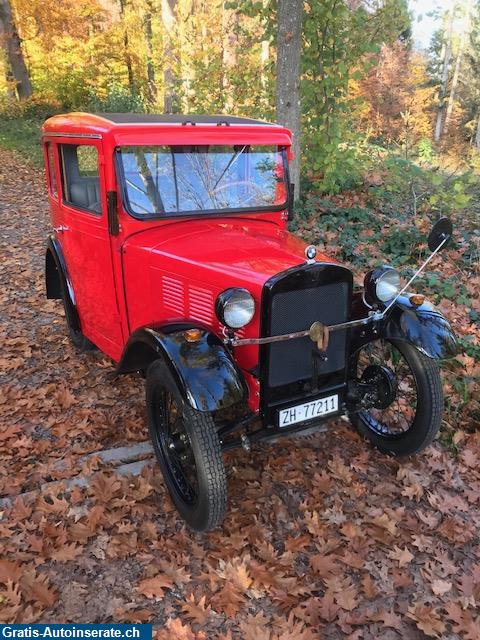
left=381, top=234, right=449, bottom=317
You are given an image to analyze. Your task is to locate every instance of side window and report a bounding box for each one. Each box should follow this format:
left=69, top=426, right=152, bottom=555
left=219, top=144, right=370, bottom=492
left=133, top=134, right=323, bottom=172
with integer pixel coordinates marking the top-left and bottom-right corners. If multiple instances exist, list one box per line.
left=46, top=142, right=58, bottom=198
left=60, top=144, right=101, bottom=214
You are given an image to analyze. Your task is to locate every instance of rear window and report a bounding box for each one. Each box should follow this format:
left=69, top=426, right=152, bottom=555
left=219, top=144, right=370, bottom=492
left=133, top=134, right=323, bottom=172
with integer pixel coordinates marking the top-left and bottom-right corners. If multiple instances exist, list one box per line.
left=60, top=144, right=101, bottom=214
left=117, top=144, right=289, bottom=217
left=46, top=142, right=58, bottom=198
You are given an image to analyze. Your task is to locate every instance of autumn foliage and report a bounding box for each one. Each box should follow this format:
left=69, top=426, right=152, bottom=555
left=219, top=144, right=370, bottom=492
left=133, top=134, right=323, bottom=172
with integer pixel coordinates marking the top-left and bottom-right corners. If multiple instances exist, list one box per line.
left=351, top=42, right=436, bottom=145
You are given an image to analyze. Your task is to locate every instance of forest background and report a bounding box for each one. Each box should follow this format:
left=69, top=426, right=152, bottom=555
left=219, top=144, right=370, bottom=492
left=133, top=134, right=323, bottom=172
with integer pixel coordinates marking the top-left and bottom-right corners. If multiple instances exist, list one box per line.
left=0, top=0, right=478, bottom=433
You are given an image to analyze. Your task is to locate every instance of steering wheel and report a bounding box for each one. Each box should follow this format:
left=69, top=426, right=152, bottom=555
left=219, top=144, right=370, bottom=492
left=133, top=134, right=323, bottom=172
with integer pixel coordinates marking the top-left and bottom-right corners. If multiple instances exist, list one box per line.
left=210, top=180, right=264, bottom=205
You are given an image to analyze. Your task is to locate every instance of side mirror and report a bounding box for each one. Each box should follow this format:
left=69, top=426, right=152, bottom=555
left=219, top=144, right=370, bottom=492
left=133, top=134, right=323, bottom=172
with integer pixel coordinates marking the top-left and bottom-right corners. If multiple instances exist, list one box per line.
left=427, top=217, right=453, bottom=252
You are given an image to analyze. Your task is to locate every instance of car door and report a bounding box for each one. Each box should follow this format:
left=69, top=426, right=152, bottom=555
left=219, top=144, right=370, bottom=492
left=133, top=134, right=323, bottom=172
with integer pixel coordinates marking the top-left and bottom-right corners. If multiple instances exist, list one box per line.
left=58, top=139, right=124, bottom=358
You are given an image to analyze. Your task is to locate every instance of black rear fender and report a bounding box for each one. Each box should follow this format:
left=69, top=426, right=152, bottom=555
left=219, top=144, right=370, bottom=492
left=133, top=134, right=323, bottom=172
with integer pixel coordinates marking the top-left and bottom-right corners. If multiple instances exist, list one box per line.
left=45, top=235, right=81, bottom=332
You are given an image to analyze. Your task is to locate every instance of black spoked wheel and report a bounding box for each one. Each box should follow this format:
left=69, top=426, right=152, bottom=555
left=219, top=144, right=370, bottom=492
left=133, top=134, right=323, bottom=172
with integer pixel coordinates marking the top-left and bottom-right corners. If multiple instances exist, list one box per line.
left=60, top=284, right=95, bottom=352
left=146, top=359, right=227, bottom=531
left=349, top=339, right=443, bottom=456
left=152, top=388, right=199, bottom=505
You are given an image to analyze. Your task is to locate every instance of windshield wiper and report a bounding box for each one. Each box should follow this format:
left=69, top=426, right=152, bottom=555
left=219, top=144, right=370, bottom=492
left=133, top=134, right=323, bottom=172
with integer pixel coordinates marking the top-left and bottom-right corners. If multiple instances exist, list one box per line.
left=211, top=145, right=247, bottom=192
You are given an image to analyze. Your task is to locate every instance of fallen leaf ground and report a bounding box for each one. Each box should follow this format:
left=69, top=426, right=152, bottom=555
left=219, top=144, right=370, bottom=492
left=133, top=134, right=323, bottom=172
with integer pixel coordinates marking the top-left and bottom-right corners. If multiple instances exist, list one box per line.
left=1, top=149, right=479, bottom=638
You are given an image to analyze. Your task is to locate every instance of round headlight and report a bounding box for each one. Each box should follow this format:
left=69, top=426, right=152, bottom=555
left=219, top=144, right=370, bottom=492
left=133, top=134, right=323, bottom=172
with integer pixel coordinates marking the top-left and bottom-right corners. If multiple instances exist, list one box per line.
left=215, top=288, right=255, bottom=329
left=364, top=266, right=401, bottom=306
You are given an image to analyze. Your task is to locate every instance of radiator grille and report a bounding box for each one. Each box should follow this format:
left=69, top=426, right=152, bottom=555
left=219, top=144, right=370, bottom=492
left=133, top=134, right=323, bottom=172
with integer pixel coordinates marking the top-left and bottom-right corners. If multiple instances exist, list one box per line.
left=267, top=282, right=349, bottom=387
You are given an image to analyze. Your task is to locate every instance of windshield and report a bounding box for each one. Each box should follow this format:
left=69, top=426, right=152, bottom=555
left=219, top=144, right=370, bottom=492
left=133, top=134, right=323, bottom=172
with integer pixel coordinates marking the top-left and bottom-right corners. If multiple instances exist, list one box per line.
left=117, top=144, right=289, bottom=216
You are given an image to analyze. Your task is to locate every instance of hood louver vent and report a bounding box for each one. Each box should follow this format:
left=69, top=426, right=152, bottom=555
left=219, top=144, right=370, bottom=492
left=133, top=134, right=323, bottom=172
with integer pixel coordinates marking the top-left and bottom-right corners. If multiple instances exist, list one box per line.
left=189, top=286, right=214, bottom=324
left=161, top=276, right=214, bottom=325
left=162, top=276, right=185, bottom=315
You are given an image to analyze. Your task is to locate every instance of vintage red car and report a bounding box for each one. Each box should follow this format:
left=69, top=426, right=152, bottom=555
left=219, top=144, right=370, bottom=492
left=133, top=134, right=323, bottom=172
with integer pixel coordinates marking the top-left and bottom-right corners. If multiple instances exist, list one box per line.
left=43, top=112, right=456, bottom=531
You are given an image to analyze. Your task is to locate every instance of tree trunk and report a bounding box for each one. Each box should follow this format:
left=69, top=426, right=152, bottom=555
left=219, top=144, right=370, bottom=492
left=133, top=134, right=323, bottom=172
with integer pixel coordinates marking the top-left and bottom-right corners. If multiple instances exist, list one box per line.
left=475, top=112, right=480, bottom=149
left=144, top=0, right=157, bottom=105
left=162, top=0, right=178, bottom=113
left=260, top=0, right=269, bottom=96
left=434, top=10, right=454, bottom=143
left=5, top=66, right=15, bottom=99
left=444, top=3, right=472, bottom=135
left=275, top=0, right=303, bottom=201
left=118, top=0, right=135, bottom=94
left=0, top=0, right=32, bottom=99
left=260, top=40, right=269, bottom=91
left=222, top=5, right=237, bottom=111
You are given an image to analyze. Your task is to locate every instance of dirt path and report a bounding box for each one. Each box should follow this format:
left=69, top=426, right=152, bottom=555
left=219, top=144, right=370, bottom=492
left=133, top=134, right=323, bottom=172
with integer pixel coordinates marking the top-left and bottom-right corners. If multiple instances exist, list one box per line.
left=0, top=149, right=479, bottom=637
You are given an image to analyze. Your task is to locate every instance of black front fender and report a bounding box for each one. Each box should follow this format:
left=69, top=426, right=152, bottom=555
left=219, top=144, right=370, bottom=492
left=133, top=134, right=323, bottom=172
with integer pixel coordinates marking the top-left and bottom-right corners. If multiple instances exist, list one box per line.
left=116, top=326, right=247, bottom=412
left=350, top=293, right=457, bottom=359
left=384, top=296, right=458, bottom=359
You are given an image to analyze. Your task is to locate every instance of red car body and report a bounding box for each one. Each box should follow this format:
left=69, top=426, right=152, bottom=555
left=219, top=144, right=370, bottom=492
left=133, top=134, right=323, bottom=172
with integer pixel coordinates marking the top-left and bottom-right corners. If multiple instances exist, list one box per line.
left=42, top=113, right=321, bottom=413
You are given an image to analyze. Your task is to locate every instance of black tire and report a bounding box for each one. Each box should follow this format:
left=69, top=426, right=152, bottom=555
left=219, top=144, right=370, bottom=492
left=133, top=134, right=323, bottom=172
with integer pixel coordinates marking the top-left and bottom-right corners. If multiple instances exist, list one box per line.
left=349, top=339, right=443, bottom=456
left=146, top=359, right=227, bottom=531
left=60, top=285, right=95, bottom=352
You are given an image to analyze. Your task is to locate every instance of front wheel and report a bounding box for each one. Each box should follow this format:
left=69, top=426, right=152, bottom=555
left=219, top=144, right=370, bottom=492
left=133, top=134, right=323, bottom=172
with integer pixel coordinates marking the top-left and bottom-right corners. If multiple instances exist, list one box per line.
left=348, top=339, right=443, bottom=456
left=146, top=359, right=227, bottom=531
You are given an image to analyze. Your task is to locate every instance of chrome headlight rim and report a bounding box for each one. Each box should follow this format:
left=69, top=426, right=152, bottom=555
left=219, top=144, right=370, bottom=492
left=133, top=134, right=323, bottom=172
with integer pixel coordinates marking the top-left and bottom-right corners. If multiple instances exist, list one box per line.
left=364, top=266, right=401, bottom=306
left=215, top=288, right=255, bottom=330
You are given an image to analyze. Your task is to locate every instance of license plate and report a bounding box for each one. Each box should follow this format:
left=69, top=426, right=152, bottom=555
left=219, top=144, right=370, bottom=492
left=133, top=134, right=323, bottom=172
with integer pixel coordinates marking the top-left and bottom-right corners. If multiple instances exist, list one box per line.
left=278, top=394, right=339, bottom=428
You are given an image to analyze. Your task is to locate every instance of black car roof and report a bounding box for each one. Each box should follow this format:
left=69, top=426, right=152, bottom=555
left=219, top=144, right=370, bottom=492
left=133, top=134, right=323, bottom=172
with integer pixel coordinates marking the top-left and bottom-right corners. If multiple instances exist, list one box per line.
left=95, top=113, right=276, bottom=126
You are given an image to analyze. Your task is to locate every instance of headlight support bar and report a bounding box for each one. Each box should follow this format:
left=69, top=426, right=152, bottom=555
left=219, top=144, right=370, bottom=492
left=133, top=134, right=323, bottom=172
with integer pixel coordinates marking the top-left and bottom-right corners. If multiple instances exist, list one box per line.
left=228, top=313, right=382, bottom=348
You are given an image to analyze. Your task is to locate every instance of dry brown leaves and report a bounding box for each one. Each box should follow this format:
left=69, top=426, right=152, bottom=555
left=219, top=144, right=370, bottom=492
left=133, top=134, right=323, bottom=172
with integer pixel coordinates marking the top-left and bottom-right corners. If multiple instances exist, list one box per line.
left=1, top=148, right=480, bottom=637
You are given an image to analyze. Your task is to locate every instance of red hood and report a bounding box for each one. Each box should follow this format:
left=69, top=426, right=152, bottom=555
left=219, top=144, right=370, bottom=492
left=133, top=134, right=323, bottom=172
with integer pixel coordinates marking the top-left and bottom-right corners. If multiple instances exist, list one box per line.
left=124, top=217, right=337, bottom=286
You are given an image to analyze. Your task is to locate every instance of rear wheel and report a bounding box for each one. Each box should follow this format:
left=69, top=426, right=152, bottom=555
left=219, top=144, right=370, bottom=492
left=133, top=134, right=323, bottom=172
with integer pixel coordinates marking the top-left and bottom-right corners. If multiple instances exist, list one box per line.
left=146, top=359, right=227, bottom=531
left=348, top=339, right=443, bottom=456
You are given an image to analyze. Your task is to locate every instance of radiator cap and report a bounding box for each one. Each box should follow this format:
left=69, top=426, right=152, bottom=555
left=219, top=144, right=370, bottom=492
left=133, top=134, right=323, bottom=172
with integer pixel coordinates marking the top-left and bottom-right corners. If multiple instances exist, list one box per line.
left=305, top=245, right=317, bottom=263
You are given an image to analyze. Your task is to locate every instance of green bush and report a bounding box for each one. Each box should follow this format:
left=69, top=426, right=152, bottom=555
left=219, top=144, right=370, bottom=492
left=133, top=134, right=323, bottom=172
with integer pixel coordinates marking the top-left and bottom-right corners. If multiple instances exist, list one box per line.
left=0, top=94, right=62, bottom=121
left=87, top=83, right=146, bottom=113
